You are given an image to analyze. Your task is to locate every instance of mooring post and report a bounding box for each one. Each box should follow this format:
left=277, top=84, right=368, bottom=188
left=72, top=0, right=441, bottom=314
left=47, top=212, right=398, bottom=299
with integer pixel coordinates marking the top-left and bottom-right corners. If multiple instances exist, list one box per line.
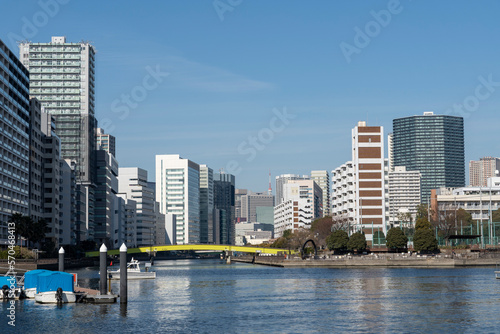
left=58, top=247, right=65, bottom=272
left=120, top=243, right=127, bottom=304
left=100, top=244, right=107, bottom=295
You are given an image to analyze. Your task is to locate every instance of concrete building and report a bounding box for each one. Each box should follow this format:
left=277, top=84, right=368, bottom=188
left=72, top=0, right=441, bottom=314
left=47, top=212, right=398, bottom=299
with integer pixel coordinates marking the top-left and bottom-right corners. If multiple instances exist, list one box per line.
left=118, top=168, right=155, bottom=247
left=275, top=174, right=309, bottom=205
left=311, top=170, right=330, bottom=217
left=240, top=192, right=274, bottom=223
left=96, top=127, right=116, bottom=158
left=94, top=150, right=119, bottom=248
left=60, top=159, right=77, bottom=245
left=40, top=112, right=62, bottom=246
left=155, top=155, right=200, bottom=244
left=331, top=122, right=387, bottom=244
left=29, top=98, right=43, bottom=224
left=256, top=206, right=274, bottom=225
left=431, top=178, right=500, bottom=229
left=274, top=179, right=323, bottom=237
left=388, top=166, right=421, bottom=227
left=469, top=157, right=500, bottom=187
left=235, top=222, right=274, bottom=246
left=214, top=172, right=236, bottom=245
left=117, top=193, right=138, bottom=248
left=20, top=37, right=97, bottom=243
left=235, top=188, right=248, bottom=223
left=0, top=39, right=30, bottom=244
left=393, top=112, right=465, bottom=203
left=199, top=165, right=214, bottom=243
left=387, top=133, right=394, bottom=172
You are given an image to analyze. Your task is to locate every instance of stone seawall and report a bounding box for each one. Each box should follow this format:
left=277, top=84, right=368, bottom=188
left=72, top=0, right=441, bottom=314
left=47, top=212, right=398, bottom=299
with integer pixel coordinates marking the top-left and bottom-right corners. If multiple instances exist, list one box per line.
left=233, top=255, right=500, bottom=268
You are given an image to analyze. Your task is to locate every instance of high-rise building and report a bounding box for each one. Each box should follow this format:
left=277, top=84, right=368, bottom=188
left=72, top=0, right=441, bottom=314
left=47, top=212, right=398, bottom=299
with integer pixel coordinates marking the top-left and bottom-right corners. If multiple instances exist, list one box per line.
left=94, top=150, right=119, bottom=248
left=0, top=39, right=30, bottom=245
left=393, top=112, right=465, bottom=203
left=275, top=174, right=309, bottom=205
left=29, top=98, right=44, bottom=224
left=240, top=192, right=274, bottom=223
left=118, top=168, right=155, bottom=246
left=199, top=165, right=214, bottom=243
left=311, top=170, right=330, bottom=216
left=96, top=127, right=116, bottom=158
left=155, top=155, right=200, bottom=244
left=388, top=166, right=421, bottom=226
left=274, top=180, right=323, bottom=237
left=235, top=188, right=248, bottom=222
left=20, top=36, right=97, bottom=184
left=214, top=172, right=235, bottom=245
left=331, top=122, right=387, bottom=244
left=469, top=157, right=500, bottom=187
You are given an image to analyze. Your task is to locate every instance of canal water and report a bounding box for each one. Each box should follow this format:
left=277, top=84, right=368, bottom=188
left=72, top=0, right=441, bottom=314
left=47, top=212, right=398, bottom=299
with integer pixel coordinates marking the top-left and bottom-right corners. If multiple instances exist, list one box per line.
left=2, top=259, right=500, bottom=333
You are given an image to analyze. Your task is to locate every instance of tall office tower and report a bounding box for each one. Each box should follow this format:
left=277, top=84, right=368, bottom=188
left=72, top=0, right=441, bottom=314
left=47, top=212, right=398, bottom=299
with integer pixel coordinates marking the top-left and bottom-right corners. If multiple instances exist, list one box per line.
left=274, top=180, right=323, bottom=237
left=29, top=98, right=44, bottom=223
left=40, top=112, right=62, bottom=246
left=393, top=112, right=465, bottom=203
left=20, top=37, right=97, bottom=184
left=214, top=172, right=235, bottom=245
left=94, top=150, right=118, bottom=248
left=388, top=166, right=421, bottom=227
left=118, top=168, right=155, bottom=246
left=199, top=165, right=214, bottom=244
left=117, top=193, right=138, bottom=248
left=352, top=122, right=386, bottom=241
left=0, top=39, right=30, bottom=244
left=311, top=170, right=330, bottom=216
left=156, top=155, right=200, bottom=244
left=469, top=157, right=500, bottom=187
left=20, top=37, right=97, bottom=242
left=275, top=174, right=310, bottom=205
left=96, top=127, right=116, bottom=158
left=240, top=192, right=274, bottom=223
left=235, top=189, right=248, bottom=222
left=387, top=133, right=394, bottom=172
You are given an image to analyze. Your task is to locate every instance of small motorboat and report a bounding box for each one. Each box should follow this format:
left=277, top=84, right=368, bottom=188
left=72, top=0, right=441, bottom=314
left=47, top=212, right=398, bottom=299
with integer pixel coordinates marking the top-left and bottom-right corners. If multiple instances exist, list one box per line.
left=0, top=276, right=25, bottom=300
left=108, top=258, right=156, bottom=280
left=34, top=271, right=76, bottom=304
left=23, top=269, right=51, bottom=298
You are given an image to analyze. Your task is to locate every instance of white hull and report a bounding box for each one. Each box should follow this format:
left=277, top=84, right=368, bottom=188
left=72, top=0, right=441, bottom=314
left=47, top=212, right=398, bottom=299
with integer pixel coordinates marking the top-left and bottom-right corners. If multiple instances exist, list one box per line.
left=495, top=271, right=500, bottom=279
left=25, top=288, right=36, bottom=299
left=108, top=271, right=156, bottom=280
left=34, top=291, right=76, bottom=304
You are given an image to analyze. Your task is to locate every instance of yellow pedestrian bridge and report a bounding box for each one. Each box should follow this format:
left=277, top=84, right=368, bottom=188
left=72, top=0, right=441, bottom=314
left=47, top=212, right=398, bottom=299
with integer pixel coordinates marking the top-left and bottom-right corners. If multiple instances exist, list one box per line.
left=85, top=244, right=290, bottom=257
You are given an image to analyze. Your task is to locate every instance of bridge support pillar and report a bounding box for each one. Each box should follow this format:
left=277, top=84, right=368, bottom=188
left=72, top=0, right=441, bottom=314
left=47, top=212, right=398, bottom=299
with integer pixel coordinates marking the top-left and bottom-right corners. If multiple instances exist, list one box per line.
left=226, top=250, right=232, bottom=264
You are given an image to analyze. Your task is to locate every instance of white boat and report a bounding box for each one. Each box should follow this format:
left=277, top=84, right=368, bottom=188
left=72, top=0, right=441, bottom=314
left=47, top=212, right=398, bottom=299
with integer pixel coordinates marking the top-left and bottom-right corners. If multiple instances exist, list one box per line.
left=496, top=271, right=500, bottom=279
left=34, top=289, right=76, bottom=304
left=0, top=276, right=25, bottom=300
left=108, top=258, right=156, bottom=280
left=33, top=271, right=76, bottom=304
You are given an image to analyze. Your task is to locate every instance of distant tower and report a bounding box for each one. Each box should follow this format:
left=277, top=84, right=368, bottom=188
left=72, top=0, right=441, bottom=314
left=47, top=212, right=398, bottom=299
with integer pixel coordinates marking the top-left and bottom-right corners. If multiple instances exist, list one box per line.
left=268, top=170, right=272, bottom=196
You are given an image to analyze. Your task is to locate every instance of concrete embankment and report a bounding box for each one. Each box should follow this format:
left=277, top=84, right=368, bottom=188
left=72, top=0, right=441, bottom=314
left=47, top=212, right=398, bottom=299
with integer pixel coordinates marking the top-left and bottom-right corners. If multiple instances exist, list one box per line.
left=233, top=255, right=500, bottom=268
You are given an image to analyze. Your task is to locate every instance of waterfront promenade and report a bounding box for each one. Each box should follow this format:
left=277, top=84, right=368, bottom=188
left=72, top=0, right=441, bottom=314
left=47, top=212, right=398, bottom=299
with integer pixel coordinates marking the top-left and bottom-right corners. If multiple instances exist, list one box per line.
left=234, top=252, right=500, bottom=268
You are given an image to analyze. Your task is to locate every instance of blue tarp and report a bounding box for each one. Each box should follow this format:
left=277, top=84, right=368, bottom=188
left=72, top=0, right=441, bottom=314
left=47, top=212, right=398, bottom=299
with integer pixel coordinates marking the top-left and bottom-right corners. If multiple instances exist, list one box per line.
left=24, top=269, right=50, bottom=290
left=0, top=276, right=17, bottom=288
left=36, top=271, right=74, bottom=293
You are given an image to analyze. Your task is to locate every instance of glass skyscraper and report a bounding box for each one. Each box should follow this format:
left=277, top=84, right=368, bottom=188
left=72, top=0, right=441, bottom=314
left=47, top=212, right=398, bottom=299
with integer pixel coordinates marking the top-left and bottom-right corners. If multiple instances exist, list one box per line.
left=392, top=112, right=464, bottom=204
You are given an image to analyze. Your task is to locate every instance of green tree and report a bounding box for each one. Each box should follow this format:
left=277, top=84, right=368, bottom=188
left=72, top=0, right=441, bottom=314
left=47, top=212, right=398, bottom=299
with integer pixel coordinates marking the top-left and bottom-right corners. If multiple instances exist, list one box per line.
left=415, top=217, right=432, bottom=230
left=326, top=230, right=349, bottom=252
left=456, top=208, right=472, bottom=226
left=30, top=219, right=48, bottom=247
left=282, top=229, right=292, bottom=239
left=310, top=216, right=333, bottom=248
left=492, top=208, right=500, bottom=223
left=385, top=228, right=408, bottom=251
left=413, top=228, right=438, bottom=252
left=347, top=232, right=367, bottom=252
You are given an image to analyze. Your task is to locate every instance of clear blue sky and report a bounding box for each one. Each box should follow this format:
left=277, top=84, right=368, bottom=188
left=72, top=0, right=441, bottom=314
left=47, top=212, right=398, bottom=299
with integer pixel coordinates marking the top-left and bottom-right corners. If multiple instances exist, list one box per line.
left=2, top=0, right=500, bottom=191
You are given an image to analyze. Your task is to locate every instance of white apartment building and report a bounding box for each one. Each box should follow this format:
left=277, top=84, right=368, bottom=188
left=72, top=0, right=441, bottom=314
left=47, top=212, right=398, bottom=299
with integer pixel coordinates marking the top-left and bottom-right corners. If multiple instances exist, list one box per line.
left=331, top=122, right=387, bottom=244
left=311, top=170, right=330, bottom=217
left=275, top=174, right=310, bottom=205
left=388, top=166, right=421, bottom=226
left=118, top=168, right=155, bottom=247
left=274, top=180, right=322, bottom=237
left=156, top=154, right=200, bottom=244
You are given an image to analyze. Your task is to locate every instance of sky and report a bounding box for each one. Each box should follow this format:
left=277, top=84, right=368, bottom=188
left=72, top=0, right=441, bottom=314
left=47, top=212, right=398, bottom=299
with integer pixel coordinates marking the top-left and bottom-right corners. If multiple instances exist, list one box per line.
left=2, top=0, right=500, bottom=192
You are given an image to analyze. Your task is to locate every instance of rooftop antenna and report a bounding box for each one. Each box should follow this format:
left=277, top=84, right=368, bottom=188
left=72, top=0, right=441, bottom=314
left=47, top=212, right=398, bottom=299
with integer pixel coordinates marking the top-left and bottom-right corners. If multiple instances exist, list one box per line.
left=268, top=169, right=272, bottom=196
